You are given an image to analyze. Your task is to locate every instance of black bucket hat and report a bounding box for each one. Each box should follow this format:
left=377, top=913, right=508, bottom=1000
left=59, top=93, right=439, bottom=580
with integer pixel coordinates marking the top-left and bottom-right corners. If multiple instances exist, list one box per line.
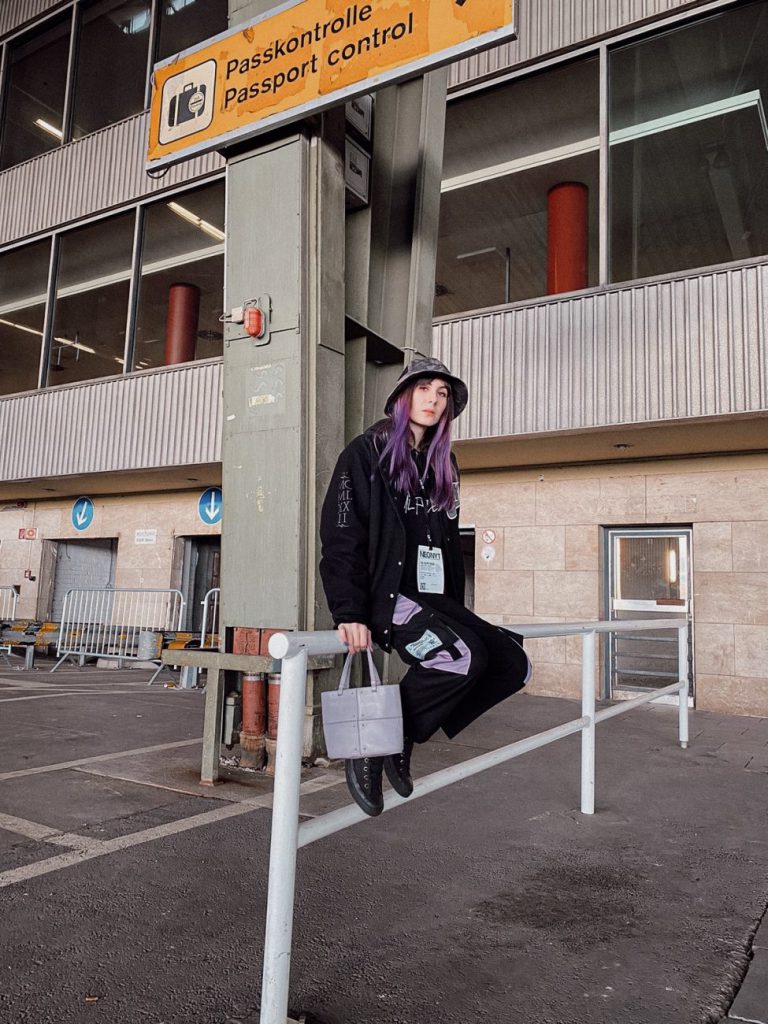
left=384, top=357, right=468, bottom=419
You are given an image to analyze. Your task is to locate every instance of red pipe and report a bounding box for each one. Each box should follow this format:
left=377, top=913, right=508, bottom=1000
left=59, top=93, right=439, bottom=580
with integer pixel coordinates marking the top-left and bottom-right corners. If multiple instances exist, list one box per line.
left=547, top=182, right=589, bottom=295
left=265, top=674, right=281, bottom=776
left=240, top=672, right=266, bottom=769
left=164, top=283, right=200, bottom=365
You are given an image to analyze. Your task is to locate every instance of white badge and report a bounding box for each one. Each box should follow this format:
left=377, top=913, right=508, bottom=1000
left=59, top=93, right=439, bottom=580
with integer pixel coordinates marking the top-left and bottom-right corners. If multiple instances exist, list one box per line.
left=417, top=545, right=445, bottom=594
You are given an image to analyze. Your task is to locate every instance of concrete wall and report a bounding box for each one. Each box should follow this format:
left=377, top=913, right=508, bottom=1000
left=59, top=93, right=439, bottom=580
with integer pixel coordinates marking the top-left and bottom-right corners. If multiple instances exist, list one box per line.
left=461, top=451, right=768, bottom=716
left=0, top=490, right=220, bottom=618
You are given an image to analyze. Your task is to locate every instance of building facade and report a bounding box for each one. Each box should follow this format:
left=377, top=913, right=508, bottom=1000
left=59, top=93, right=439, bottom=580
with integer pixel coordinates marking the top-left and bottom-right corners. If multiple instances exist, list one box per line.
left=1, top=0, right=767, bottom=714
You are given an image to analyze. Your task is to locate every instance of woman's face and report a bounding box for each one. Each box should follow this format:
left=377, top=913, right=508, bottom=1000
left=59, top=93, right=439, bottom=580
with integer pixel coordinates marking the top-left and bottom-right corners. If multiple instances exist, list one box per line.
left=409, top=377, right=450, bottom=431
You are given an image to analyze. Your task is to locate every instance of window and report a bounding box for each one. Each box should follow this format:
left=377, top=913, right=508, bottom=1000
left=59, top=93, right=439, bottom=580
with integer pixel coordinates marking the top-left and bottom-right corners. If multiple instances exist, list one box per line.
left=48, top=212, right=135, bottom=385
left=436, top=58, right=599, bottom=315
left=70, top=0, right=151, bottom=139
left=156, top=0, right=228, bottom=62
left=610, top=0, right=768, bottom=281
left=0, top=17, right=71, bottom=170
left=0, top=178, right=225, bottom=394
left=0, top=1, right=228, bottom=170
left=0, top=240, right=51, bottom=395
left=133, top=180, right=225, bottom=370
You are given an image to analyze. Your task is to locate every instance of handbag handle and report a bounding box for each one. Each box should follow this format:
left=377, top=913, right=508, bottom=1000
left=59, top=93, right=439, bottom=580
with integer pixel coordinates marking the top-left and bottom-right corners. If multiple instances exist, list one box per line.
left=337, top=649, right=381, bottom=693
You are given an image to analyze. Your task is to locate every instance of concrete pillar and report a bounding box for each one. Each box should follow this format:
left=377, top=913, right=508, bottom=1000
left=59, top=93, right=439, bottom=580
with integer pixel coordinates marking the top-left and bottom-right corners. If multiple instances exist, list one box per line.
left=223, top=0, right=448, bottom=757
left=547, top=182, right=589, bottom=295
left=164, top=283, right=199, bottom=364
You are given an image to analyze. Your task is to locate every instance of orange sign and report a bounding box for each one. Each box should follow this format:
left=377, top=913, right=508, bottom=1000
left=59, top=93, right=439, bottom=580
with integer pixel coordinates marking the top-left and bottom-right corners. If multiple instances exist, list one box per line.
left=147, top=0, right=515, bottom=168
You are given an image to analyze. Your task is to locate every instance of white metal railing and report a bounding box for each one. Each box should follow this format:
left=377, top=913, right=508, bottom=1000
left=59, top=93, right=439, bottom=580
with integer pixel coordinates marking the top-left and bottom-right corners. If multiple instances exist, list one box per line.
left=0, top=586, right=19, bottom=622
left=199, top=587, right=221, bottom=650
left=52, top=587, right=185, bottom=683
left=259, top=618, right=690, bottom=1024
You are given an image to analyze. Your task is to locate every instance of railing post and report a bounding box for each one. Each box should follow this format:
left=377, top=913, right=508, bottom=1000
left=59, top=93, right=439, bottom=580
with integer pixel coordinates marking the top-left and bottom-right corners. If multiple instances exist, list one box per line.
left=678, top=622, right=689, bottom=749
left=259, top=646, right=307, bottom=1024
left=580, top=630, right=597, bottom=815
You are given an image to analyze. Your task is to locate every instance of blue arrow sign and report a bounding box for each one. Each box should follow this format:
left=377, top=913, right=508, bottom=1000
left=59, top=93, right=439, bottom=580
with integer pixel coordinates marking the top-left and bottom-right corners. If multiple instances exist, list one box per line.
left=198, top=487, right=222, bottom=525
left=72, top=496, right=94, bottom=532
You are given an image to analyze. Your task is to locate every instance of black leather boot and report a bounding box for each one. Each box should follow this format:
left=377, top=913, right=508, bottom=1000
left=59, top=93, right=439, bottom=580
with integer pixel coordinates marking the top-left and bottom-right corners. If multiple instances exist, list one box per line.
left=384, top=738, right=414, bottom=798
left=345, top=756, right=384, bottom=816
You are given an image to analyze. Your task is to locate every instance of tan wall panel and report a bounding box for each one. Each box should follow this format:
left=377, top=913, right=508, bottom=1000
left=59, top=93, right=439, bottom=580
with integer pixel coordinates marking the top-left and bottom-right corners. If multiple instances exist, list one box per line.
left=465, top=452, right=768, bottom=714
left=693, top=523, right=733, bottom=572
left=503, top=526, right=565, bottom=571
left=0, top=490, right=220, bottom=619
left=696, top=674, right=768, bottom=718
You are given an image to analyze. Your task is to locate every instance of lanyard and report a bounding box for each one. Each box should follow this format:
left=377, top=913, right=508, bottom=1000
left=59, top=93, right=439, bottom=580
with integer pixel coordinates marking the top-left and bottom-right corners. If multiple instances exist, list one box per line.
left=417, top=468, right=437, bottom=549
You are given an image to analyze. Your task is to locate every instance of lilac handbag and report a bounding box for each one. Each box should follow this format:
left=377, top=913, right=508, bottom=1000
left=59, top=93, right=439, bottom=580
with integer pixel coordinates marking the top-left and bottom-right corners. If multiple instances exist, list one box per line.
left=321, top=649, right=404, bottom=759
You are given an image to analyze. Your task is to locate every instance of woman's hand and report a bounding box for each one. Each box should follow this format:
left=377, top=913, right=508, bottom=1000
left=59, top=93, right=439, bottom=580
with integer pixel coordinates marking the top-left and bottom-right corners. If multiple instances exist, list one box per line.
left=338, top=622, right=371, bottom=654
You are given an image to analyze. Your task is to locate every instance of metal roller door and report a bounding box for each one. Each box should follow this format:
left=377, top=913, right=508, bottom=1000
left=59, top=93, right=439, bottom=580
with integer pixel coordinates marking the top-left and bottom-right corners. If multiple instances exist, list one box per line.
left=51, top=539, right=117, bottom=622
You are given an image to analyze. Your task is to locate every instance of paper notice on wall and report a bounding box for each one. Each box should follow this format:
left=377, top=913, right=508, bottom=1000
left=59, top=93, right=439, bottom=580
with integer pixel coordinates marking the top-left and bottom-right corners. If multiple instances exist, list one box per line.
left=135, top=529, right=158, bottom=545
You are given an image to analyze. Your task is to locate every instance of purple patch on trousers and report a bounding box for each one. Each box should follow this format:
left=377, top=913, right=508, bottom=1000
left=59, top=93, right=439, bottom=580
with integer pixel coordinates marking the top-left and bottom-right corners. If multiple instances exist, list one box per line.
left=422, top=637, right=472, bottom=675
left=393, top=594, right=422, bottom=626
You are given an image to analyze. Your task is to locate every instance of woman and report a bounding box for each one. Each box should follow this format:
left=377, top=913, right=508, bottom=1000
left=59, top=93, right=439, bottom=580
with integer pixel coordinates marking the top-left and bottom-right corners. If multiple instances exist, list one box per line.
left=319, top=357, right=530, bottom=816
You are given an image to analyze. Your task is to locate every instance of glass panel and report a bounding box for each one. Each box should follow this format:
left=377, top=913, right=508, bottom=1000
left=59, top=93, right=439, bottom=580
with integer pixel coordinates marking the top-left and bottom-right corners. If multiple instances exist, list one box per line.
left=133, top=255, right=224, bottom=369
left=610, top=0, right=768, bottom=281
left=133, top=181, right=225, bottom=369
left=615, top=536, right=685, bottom=604
left=142, top=181, right=225, bottom=265
left=0, top=240, right=51, bottom=395
left=0, top=17, right=71, bottom=170
left=437, top=59, right=599, bottom=315
left=49, top=212, right=135, bottom=385
left=156, top=0, right=228, bottom=63
left=70, top=0, right=152, bottom=139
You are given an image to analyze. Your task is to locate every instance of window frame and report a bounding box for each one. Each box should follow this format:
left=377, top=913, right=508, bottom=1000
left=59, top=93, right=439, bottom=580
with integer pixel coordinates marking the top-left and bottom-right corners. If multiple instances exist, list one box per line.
left=439, top=0, right=750, bottom=317
left=0, top=0, right=217, bottom=165
left=0, top=172, right=225, bottom=395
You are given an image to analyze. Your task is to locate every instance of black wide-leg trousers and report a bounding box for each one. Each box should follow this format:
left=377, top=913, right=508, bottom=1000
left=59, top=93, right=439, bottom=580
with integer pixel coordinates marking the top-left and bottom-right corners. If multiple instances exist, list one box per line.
left=389, top=591, right=531, bottom=744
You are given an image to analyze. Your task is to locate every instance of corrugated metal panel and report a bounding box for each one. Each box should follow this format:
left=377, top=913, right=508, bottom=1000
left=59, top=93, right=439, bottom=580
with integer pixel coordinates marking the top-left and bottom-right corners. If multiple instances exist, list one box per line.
left=450, top=0, right=709, bottom=88
left=0, top=360, right=223, bottom=481
left=434, top=263, right=768, bottom=441
left=0, top=112, right=224, bottom=245
left=0, top=0, right=60, bottom=38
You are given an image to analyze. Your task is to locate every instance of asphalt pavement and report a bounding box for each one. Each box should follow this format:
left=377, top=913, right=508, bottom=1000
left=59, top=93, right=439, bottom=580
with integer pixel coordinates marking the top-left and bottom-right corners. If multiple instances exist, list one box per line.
left=0, top=660, right=767, bottom=1024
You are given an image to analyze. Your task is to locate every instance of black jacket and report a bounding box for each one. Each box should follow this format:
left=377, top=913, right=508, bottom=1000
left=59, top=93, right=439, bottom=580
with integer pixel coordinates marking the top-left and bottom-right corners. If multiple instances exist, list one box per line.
left=319, top=424, right=465, bottom=652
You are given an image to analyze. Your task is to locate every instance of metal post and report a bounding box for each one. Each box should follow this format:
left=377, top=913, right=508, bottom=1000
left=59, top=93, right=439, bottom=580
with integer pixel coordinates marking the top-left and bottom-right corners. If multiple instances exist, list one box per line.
left=580, top=630, right=597, bottom=815
left=259, top=648, right=307, bottom=1024
left=678, top=623, right=689, bottom=749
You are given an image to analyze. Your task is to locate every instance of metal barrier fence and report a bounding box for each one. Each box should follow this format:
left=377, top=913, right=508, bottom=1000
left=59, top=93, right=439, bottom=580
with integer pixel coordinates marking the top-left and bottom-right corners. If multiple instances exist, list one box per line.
left=200, top=587, right=221, bottom=651
left=52, top=587, right=185, bottom=683
left=0, top=586, right=19, bottom=622
left=260, top=618, right=690, bottom=1024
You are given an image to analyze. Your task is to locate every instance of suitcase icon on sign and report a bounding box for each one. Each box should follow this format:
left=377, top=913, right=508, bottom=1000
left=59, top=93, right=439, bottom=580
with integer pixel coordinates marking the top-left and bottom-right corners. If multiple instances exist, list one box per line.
left=168, top=82, right=207, bottom=128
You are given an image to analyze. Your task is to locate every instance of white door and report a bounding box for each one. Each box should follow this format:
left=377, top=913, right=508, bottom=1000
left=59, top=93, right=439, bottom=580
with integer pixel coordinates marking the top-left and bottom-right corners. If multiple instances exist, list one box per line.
left=606, top=528, right=693, bottom=702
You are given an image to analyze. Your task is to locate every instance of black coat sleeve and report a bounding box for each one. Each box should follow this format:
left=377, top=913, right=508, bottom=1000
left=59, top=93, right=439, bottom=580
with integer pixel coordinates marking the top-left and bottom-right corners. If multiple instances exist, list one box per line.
left=319, top=436, right=373, bottom=626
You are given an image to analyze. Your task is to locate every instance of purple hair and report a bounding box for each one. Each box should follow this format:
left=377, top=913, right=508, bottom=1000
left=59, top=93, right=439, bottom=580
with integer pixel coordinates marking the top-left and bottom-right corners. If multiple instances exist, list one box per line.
left=377, top=381, right=455, bottom=510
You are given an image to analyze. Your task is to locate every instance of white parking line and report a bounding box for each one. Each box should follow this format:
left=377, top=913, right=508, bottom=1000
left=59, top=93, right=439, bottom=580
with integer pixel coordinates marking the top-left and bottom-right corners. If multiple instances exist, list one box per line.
left=0, top=773, right=344, bottom=889
left=0, top=812, right=102, bottom=852
left=0, top=739, right=202, bottom=782
left=0, top=689, right=184, bottom=703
